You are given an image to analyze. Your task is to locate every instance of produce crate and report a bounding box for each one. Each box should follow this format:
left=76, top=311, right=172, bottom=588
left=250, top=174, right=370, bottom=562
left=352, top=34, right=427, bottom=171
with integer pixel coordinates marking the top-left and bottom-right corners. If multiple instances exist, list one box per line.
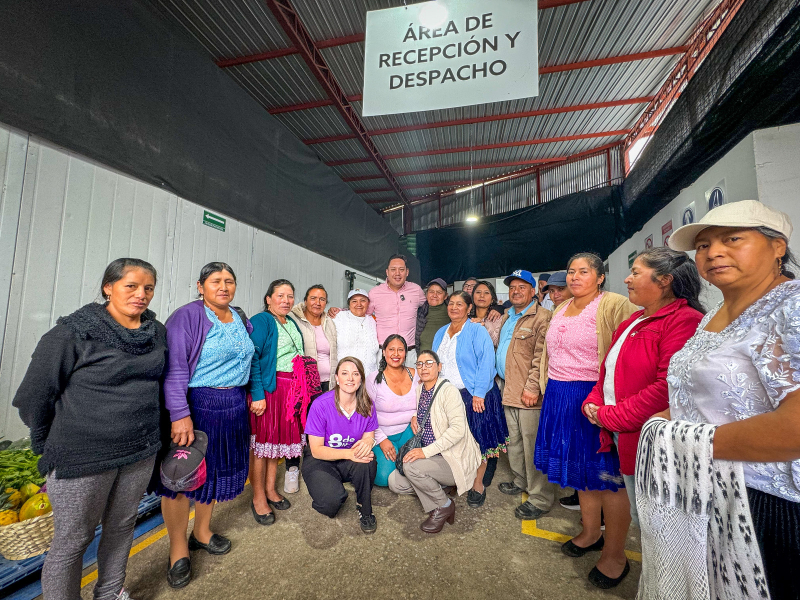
left=0, top=493, right=161, bottom=591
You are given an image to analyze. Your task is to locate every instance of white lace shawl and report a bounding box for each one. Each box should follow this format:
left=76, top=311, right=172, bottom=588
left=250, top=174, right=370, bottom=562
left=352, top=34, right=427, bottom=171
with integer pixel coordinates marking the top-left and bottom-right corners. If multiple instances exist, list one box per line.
left=636, top=418, right=770, bottom=600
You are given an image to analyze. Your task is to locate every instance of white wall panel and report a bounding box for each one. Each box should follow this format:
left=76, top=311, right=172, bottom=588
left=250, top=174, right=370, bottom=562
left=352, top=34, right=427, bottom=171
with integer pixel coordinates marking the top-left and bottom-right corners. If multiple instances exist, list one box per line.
left=0, top=126, right=28, bottom=366
left=0, top=126, right=380, bottom=442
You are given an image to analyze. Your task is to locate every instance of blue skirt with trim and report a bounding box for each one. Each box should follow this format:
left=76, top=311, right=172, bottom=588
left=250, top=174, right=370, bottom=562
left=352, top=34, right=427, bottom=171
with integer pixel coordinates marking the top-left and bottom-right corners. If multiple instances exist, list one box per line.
left=534, top=379, right=622, bottom=492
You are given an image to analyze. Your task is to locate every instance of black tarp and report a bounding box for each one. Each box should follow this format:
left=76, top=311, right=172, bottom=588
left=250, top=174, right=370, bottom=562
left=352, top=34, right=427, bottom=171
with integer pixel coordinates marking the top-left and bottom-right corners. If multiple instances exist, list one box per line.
left=415, top=186, right=622, bottom=283
left=622, top=0, right=800, bottom=234
left=0, top=0, right=414, bottom=280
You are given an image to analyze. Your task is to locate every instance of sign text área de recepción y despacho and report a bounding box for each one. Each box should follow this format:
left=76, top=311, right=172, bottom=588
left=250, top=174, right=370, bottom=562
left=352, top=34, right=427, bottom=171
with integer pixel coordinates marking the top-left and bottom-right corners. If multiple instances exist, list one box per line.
left=362, top=0, right=538, bottom=116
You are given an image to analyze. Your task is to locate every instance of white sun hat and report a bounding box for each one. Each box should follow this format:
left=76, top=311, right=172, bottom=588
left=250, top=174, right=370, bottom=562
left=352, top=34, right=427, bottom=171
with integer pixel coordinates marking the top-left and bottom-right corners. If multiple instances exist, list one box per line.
left=668, top=200, right=793, bottom=252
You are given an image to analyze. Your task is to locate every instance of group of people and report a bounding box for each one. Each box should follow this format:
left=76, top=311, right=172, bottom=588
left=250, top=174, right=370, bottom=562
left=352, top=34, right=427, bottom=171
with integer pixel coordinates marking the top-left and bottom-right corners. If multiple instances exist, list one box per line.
left=11, top=200, right=800, bottom=599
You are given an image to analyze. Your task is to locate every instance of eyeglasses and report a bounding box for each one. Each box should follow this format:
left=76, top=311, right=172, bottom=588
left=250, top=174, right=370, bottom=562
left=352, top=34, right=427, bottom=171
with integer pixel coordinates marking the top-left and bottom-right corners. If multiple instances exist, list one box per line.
left=415, top=360, right=437, bottom=369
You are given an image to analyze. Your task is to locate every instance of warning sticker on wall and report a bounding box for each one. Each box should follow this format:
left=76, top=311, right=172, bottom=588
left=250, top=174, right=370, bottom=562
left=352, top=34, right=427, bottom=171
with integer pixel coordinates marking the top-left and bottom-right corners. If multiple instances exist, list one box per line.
left=662, top=220, right=673, bottom=247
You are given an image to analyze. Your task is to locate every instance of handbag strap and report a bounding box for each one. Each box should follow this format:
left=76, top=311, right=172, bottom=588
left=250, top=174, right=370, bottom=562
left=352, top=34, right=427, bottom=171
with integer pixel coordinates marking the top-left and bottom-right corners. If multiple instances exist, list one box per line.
left=416, top=379, right=448, bottom=434
left=273, top=313, right=303, bottom=355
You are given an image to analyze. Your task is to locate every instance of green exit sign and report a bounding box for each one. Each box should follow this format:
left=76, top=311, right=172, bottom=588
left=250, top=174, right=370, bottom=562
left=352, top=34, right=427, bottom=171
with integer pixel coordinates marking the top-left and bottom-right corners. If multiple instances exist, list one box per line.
left=628, top=250, right=637, bottom=269
left=203, top=210, right=226, bottom=232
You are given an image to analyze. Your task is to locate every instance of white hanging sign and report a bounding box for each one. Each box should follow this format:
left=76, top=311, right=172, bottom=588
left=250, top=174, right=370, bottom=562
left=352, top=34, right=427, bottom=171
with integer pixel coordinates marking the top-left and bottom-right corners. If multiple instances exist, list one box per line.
left=362, top=0, right=538, bottom=116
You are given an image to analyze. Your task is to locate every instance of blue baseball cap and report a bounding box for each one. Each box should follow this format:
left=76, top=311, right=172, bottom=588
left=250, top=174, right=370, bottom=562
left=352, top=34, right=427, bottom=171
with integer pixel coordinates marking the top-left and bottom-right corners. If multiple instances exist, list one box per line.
left=503, top=270, right=537, bottom=287
left=542, top=271, right=567, bottom=291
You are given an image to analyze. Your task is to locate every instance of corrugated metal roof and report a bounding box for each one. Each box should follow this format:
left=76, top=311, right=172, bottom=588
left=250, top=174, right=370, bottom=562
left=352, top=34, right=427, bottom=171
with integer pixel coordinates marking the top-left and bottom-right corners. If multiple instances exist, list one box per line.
left=153, top=0, right=722, bottom=222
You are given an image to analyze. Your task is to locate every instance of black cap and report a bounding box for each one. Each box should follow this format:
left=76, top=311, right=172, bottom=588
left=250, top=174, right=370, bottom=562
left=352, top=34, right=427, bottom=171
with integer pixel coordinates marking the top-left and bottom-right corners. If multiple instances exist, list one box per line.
left=160, top=430, right=208, bottom=493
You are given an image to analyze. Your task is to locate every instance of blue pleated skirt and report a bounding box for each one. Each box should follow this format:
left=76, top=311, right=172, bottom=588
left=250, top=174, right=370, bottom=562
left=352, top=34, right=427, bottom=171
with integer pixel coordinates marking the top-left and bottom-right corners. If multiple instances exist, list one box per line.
left=534, top=379, right=622, bottom=492
left=460, top=383, right=509, bottom=461
left=154, top=386, right=250, bottom=504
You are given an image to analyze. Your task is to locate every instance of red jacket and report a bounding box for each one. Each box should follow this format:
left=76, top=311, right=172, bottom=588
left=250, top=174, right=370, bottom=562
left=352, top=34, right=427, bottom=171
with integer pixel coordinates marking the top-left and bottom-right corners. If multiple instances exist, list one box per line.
left=581, top=298, right=703, bottom=475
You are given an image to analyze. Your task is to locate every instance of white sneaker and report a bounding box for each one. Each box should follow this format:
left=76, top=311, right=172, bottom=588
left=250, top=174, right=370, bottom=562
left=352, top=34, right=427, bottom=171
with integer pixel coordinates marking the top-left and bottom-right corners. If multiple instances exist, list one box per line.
left=284, top=467, right=300, bottom=494
left=117, top=588, right=135, bottom=600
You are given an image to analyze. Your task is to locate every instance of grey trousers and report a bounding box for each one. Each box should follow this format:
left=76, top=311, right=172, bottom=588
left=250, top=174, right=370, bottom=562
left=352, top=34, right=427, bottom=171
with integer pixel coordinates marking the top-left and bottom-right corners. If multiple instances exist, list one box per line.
left=404, top=348, right=417, bottom=368
left=504, top=405, right=557, bottom=511
left=388, top=454, right=455, bottom=513
left=42, top=455, right=156, bottom=600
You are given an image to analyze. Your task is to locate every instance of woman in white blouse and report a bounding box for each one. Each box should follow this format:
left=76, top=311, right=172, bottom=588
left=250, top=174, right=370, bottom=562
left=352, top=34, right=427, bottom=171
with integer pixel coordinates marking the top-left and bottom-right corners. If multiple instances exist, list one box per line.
left=647, top=200, right=800, bottom=598
left=334, top=289, right=380, bottom=376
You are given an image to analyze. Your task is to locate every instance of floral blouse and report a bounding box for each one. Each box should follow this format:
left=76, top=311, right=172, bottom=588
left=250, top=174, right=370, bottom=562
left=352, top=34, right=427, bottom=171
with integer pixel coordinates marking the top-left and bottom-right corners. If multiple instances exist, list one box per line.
left=668, top=280, right=800, bottom=502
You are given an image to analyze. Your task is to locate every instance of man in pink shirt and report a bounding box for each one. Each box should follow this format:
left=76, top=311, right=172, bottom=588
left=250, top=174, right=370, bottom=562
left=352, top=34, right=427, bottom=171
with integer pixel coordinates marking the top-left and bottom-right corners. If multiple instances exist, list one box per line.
left=330, top=254, right=424, bottom=366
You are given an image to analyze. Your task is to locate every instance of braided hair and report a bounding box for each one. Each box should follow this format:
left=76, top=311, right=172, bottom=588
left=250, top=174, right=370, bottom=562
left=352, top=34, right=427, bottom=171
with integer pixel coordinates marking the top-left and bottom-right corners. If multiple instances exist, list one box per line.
left=375, top=333, right=408, bottom=384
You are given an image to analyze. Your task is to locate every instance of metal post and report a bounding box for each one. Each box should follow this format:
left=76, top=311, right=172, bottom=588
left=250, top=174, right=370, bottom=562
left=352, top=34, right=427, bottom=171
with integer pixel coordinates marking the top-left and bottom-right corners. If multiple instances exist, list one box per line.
left=535, top=169, right=542, bottom=205
left=481, top=185, right=487, bottom=217
left=437, top=193, right=442, bottom=228
left=403, top=205, right=413, bottom=235
left=606, top=148, right=613, bottom=186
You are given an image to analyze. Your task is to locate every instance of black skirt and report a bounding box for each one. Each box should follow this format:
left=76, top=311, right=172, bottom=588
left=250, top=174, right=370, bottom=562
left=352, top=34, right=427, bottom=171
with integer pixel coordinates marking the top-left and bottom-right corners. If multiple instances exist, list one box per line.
left=747, top=487, right=800, bottom=600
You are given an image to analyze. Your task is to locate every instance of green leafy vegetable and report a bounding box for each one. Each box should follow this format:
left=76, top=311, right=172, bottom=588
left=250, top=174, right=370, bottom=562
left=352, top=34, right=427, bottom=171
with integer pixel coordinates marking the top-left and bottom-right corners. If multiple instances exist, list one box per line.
left=0, top=448, right=45, bottom=491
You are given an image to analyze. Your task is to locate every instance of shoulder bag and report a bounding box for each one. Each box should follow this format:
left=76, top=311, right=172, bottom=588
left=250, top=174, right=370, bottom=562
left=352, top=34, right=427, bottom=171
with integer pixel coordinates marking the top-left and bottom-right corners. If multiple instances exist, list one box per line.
left=395, top=379, right=448, bottom=477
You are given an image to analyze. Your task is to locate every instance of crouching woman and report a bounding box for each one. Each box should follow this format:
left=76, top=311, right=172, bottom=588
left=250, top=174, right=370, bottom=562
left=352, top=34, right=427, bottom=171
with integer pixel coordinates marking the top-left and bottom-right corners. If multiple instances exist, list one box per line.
left=302, top=357, right=379, bottom=534
left=389, top=350, right=481, bottom=533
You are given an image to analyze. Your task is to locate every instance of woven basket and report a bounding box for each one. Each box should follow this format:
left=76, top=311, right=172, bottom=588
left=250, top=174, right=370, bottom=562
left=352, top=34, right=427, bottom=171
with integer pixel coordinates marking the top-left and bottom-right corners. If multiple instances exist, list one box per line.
left=0, top=511, right=54, bottom=560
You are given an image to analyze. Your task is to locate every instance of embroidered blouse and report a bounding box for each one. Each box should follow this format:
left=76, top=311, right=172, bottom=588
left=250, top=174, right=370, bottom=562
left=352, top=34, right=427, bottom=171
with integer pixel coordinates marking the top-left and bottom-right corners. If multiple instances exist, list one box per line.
left=334, top=311, right=380, bottom=375
left=189, top=307, right=255, bottom=387
left=546, top=293, right=603, bottom=382
left=668, top=280, right=800, bottom=502
left=275, top=317, right=303, bottom=373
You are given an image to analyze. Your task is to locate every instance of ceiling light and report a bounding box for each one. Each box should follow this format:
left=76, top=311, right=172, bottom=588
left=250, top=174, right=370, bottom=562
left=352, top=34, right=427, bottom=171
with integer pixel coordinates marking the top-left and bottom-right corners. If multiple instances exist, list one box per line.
left=419, top=2, right=448, bottom=29
left=465, top=215, right=479, bottom=223
left=454, top=182, right=483, bottom=195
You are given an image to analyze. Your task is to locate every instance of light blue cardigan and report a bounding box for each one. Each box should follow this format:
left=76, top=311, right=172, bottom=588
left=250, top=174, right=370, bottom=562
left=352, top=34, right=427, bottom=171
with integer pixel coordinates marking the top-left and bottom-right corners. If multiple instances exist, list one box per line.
left=432, top=319, right=496, bottom=399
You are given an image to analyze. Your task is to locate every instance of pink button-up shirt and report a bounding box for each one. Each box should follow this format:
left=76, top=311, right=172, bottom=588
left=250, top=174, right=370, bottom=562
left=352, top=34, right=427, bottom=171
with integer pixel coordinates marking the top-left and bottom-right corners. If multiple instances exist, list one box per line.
left=368, top=281, right=425, bottom=346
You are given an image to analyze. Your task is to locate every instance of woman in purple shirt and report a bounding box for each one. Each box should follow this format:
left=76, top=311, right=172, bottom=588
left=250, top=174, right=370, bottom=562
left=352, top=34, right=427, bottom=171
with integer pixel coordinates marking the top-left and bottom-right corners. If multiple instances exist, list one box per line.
left=154, top=262, right=254, bottom=589
left=303, top=357, right=379, bottom=534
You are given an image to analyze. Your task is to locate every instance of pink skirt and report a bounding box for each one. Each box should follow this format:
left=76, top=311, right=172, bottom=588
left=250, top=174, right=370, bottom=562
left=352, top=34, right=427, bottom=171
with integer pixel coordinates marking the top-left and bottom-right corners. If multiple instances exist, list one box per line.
left=250, top=372, right=304, bottom=459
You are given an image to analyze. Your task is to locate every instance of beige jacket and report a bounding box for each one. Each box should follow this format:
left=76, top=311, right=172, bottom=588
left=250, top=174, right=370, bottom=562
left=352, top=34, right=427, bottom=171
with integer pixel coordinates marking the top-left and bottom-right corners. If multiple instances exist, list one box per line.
left=498, top=301, right=552, bottom=409
left=540, top=292, right=638, bottom=396
left=289, top=303, right=338, bottom=368
left=418, top=379, right=481, bottom=495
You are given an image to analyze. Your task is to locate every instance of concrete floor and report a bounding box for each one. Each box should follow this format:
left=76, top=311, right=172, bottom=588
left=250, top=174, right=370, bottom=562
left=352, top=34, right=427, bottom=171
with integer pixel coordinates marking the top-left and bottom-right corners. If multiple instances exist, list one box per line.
left=81, top=458, right=641, bottom=600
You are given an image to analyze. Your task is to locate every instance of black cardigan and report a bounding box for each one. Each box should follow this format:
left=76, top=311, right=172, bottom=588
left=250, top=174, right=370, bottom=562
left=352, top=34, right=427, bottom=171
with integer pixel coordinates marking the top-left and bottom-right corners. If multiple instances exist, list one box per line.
left=13, top=303, right=168, bottom=478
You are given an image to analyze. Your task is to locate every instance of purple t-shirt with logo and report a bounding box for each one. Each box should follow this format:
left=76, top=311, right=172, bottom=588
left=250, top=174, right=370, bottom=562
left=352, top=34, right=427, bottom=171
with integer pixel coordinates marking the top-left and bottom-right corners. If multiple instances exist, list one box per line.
left=304, top=390, right=378, bottom=449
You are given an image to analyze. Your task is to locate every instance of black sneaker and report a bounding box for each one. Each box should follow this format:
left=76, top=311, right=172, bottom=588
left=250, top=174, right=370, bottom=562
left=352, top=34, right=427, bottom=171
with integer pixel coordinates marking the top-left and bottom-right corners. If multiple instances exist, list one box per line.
left=498, top=482, right=524, bottom=496
left=559, top=491, right=580, bottom=510
left=358, top=506, right=377, bottom=534
left=515, top=500, right=548, bottom=520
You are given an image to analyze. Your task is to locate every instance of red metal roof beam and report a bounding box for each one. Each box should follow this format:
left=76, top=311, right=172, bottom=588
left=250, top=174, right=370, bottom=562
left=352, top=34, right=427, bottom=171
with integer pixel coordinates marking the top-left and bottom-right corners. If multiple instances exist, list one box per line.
left=267, top=94, right=362, bottom=115
left=264, top=0, right=410, bottom=206
left=625, top=0, right=745, bottom=162
left=375, top=141, right=624, bottom=212
left=539, top=46, right=688, bottom=75
left=217, top=1, right=592, bottom=68
left=304, top=96, right=652, bottom=145
left=277, top=45, right=685, bottom=118
left=378, top=129, right=628, bottom=161
left=342, top=157, right=564, bottom=181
